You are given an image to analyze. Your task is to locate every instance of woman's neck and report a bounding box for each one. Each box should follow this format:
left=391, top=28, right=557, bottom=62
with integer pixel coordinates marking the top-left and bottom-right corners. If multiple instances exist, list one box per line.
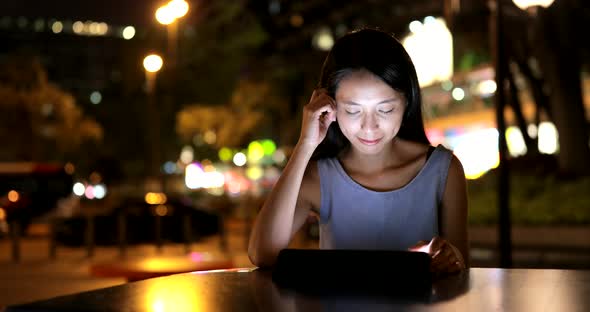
left=340, top=139, right=404, bottom=174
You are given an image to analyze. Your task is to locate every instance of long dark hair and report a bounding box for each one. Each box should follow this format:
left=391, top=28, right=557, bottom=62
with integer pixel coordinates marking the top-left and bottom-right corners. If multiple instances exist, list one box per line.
left=312, top=28, right=429, bottom=159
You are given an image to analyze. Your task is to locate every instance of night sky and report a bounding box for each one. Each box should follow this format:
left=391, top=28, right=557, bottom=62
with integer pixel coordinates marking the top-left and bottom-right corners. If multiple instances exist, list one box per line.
left=0, top=0, right=164, bottom=27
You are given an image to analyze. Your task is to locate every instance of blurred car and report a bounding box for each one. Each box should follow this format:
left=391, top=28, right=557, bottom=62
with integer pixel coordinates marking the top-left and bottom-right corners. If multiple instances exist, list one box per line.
left=1, top=162, right=73, bottom=234
left=54, top=196, right=221, bottom=246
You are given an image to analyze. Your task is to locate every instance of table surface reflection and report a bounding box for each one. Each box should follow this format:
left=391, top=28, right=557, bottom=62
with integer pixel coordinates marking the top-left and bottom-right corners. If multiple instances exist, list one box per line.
left=6, top=267, right=590, bottom=312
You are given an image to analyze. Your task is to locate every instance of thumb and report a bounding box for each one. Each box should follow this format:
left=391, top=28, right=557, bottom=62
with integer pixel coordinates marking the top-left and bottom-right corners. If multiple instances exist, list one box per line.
left=408, top=240, right=429, bottom=252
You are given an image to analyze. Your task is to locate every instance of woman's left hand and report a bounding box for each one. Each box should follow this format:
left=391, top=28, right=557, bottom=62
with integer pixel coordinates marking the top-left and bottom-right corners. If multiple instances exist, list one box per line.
left=409, top=237, right=465, bottom=275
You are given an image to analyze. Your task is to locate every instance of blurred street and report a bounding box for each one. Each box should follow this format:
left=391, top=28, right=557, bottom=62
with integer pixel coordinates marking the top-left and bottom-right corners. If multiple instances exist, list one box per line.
left=0, top=219, right=257, bottom=309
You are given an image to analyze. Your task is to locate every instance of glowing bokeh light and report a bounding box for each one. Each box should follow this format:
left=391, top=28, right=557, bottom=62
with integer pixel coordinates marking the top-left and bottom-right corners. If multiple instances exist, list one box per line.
left=538, top=121, right=558, bottom=154
left=441, top=80, right=453, bottom=91
left=233, top=152, right=247, bottom=167
left=163, top=161, right=176, bottom=174
left=85, top=185, right=95, bottom=199
left=409, top=20, right=423, bottom=34
left=90, top=91, right=102, bottom=104
left=73, top=182, right=85, bottom=196
left=452, top=87, right=465, bottom=101
left=452, top=128, right=500, bottom=179
left=290, top=14, right=304, bottom=27
left=203, top=130, right=217, bottom=145
left=527, top=124, right=538, bottom=139
left=185, top=164, right=225, bottom=189
left=272, top=149, right=286, bottom=165
left=246, top=166, right=264, bottom=181
left=313, top=27, right=334, bottom=51
left=145, top=192, right=167, bottom=205
left=7, top=190, right=19, bottom=202
left=122, top=26, right=135, bottom=39
left=477, top=79, right=497, bottom=97
left=179, top=145, right=194, bottom=164
left=247, top=141, right=264, bottom=164
left=155, top=5, right=176, bottom=25
left=403, top=17, right=453, bottom=87
left=185, top=164, right=204, bottom=189
left=51, top=21, right=63, bottom=33
left=218, top=147, right=233, bottom=162
left=155, top=205, right=168, bottom=216
left=261, top=139, right=276, bottom=155
left=513, top=0, right=555, bottom=10
left=506, top=126, right=527, bottom=157
left=72, top=21, right=83, bottom=34
left=169, top=0, right=190, bottom=18
left=98, top=22, right=108, bottom=35
left=93, top=184, right=107, bottom=199
left=143, top=54, right=163, bottom=73
left=64, top=162, right=75, bottom=175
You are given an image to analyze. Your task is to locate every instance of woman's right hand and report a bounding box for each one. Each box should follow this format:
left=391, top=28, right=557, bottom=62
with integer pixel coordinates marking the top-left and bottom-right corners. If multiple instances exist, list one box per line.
left=298, top=88, right=337, bottom=150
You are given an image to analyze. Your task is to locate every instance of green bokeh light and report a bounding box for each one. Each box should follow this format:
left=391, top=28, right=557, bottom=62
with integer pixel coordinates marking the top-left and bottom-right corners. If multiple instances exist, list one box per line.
left=218, top=147, right=233, bottom=162
left=261, top=139, right=276, bottom=156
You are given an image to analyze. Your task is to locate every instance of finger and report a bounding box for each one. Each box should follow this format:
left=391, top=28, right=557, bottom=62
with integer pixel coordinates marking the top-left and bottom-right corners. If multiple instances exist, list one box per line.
left=429, top=237, right=447, bottom=257
left=310, top=88, right=320, bottom=102
left=408, top=240, right=429, bottom=252
left=326, top=109, right=337, bottom=122
left=434, top=257, right=463, bottom=274
left=310, top=88, right=328, bottom=102
left=314, top=103, right=335, bottom=119
left=431, top=248, right=455, bottom=272
left=320, top=113, right=334, bottom=129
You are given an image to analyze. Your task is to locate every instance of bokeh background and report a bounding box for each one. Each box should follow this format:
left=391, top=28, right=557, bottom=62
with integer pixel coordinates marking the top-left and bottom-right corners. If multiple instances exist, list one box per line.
left=0, top=0, right=589, bottom=307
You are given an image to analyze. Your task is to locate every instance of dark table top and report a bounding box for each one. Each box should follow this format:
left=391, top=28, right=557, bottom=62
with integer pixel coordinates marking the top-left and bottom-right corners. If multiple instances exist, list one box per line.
left=6, top=267, right=590, bottom=312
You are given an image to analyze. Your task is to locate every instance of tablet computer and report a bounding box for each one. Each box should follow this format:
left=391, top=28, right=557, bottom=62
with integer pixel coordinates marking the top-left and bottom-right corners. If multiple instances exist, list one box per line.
left=271, top=249, right=432, bottom=296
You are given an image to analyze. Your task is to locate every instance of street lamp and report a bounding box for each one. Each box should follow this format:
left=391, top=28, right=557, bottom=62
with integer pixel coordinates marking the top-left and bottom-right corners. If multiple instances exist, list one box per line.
left=155, top=0, right=189, bottom=67
left=143, top=54, right=164, bottom=191
left=143, top=54, right=163, bottom=90
left=512, top=0, right=554, bottom=10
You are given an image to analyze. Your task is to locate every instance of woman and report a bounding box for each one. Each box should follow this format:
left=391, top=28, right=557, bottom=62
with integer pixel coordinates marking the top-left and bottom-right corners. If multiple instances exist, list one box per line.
left=248, top=28, right=469, bottom=275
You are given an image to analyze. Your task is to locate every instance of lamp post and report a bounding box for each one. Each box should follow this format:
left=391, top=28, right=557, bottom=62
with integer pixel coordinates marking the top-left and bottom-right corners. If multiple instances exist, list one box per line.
left=489, top=0, right=555, bottom=268
left=155, top=0, right=189, bottom=68
left=489, top=0, right=512, bottom=268
left=143, top=54, right=164, bottom=191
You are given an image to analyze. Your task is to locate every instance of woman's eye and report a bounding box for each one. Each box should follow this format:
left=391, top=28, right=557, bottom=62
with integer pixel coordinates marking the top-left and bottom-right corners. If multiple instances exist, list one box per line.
left=379, top=109, right=394, bottom=114
left=345, top=110, right=360, bottom=115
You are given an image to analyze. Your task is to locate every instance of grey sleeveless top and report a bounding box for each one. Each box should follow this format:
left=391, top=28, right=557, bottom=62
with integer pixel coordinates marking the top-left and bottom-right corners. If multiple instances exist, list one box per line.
left=317, top=144, right=453, bottom=251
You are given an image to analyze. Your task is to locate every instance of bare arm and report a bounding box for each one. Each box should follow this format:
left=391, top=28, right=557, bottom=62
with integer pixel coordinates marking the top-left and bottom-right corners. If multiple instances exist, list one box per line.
left=247, top=143, right=316, bottom=267
left=248, top=89, right=336, bottom=268
left=440, top=154, right=470, bottom=268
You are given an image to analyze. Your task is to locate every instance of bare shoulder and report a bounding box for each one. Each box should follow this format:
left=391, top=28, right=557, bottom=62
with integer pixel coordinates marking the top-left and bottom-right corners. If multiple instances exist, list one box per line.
left=447, top=153, right=466, bottom=180
left=300, top=159, right=321, bottom=213
left=395, top=139, right=432, bottom=159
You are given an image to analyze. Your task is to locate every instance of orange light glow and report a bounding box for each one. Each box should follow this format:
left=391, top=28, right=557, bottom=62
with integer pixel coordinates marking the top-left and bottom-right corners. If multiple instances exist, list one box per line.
left=8, top=190, right=19, bottom=202
left=64, top=162, right=75, bottom=175
left=154, top=205, right=168, bottom=216
left=145, top=192, right=167, bottom=205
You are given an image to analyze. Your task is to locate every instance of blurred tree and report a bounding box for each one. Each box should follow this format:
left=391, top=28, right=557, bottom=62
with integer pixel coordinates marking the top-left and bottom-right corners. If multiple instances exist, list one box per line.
left=529, top=0, right=590, bottom=176
left=498, top=0, right=590, bottom=176
left=176, top=79, right=285, bottom=150
left=0, top=55, right=102, bottom=162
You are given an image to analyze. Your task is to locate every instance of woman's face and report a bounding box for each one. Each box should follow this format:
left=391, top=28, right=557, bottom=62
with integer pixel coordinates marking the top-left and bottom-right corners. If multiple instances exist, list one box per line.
left=335, top=70, right=406, bottom=155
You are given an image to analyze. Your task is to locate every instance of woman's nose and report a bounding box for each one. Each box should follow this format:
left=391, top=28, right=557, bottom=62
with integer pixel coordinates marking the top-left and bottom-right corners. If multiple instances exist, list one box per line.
left=360, top=113, right=379, bottom=131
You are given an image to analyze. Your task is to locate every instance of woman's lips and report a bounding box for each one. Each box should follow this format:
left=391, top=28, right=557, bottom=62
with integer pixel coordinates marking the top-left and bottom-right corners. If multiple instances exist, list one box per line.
left=358, top=138, right=382, bottom=145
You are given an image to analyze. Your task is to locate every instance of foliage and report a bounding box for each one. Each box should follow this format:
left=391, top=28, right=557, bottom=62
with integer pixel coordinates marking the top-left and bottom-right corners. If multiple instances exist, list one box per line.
left=0, top=55, right=102, bottom=161
left=468, top=170, right=590, bottom=225
left=176, top=79, right=284, bottom=149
